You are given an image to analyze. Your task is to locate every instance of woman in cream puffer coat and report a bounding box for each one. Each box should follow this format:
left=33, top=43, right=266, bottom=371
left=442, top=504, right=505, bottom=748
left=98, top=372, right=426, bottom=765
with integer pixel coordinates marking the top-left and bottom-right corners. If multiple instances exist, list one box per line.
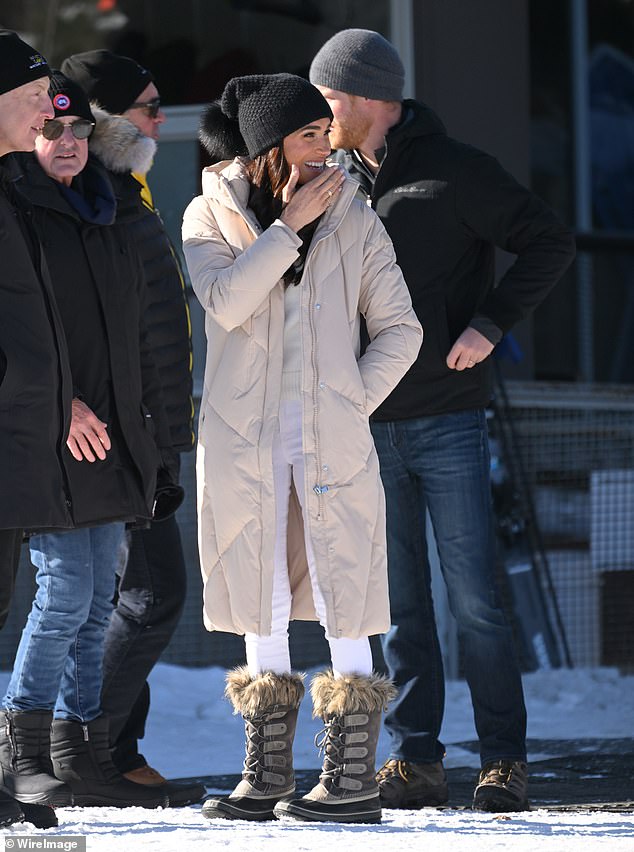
left=182, top=74, right=422, bottom=825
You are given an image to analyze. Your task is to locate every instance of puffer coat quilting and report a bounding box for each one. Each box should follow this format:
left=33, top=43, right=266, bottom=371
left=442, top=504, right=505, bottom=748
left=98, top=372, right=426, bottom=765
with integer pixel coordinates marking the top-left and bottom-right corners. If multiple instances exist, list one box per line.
left=183, top=160, right=422, bottom=639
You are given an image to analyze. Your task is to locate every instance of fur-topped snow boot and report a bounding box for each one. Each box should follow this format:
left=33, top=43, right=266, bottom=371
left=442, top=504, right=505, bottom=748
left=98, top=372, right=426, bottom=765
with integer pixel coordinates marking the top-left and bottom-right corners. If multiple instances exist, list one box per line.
left=202, top=667, right=304, bottom=822
left=274, top=671, right=396, bottom=824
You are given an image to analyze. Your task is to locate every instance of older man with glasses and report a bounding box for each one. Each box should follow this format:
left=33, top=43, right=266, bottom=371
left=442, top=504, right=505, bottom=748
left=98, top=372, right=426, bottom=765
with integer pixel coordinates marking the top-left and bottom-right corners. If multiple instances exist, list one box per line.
left=61, top=50, right=199, bottom=807
left=0, top=30, right=69, bottom=830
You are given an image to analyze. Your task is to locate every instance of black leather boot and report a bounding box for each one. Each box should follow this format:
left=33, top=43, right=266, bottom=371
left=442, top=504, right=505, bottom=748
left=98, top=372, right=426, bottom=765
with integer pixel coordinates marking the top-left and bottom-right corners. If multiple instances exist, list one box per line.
left=50, top=717, right=168, bottom=808
left=0, top=789, right=23, bottom=827
left=0, top=710, right=72, bottom=807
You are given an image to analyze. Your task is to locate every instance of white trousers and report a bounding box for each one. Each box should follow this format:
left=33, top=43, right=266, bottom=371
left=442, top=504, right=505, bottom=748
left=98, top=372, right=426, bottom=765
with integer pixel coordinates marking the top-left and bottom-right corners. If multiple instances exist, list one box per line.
left=245, top=400, right=373, bottom=679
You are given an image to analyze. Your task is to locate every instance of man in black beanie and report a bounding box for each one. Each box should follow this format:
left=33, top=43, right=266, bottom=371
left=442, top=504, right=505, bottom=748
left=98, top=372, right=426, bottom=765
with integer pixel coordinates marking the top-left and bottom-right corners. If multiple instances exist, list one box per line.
left=0, top=30, right=72, bottom=830
left=61, top=49, right=201, bottom=807
left=311, top=28, right=576, bottom=814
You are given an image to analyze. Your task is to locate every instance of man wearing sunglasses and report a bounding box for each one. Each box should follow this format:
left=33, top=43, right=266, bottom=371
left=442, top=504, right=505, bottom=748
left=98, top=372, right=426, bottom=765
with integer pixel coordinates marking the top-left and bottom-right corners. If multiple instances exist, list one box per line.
left=0, top=31, right=72, bottom=830
left=40, top=116, right=94, bottom=140
left=61, top=50, right=198, bottom=807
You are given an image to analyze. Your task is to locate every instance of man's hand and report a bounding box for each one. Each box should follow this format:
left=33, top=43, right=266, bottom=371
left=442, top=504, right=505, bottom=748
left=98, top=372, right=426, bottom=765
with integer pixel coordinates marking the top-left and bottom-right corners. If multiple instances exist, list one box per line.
left=67, top=398, right=111, bottom=462
left=446, top=326, right=494, bottom=371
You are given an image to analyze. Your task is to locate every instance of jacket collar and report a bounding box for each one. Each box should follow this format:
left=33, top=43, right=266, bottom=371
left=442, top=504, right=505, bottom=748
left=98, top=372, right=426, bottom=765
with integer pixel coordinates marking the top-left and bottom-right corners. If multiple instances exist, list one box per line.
left=12, top=151, right=116, bottom=225
left=89, top=105, right=156, bottom=176
left=200, top=157, right=359, bottom=237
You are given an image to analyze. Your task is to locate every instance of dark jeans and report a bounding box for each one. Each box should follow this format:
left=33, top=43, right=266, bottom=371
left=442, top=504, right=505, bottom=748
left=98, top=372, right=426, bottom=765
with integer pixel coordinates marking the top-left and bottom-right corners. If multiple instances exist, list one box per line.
left=371, top=409, right=527, bottom=767
left=0, top=528, right=22, bottom=631
left=101, top=512, right=187, bottom=772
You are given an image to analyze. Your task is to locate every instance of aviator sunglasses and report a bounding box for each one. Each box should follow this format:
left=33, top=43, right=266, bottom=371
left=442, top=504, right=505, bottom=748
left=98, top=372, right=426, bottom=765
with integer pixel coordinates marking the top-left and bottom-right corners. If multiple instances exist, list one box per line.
left=127, top=96, right=161, bottom=119
left=42, top=118, right=95, bottom=141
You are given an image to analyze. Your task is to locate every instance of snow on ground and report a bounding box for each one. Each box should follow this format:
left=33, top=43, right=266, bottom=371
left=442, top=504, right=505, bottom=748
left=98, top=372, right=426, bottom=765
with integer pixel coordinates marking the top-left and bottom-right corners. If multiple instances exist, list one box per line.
left=141, top=663, right=634, bottom=776
left=1, top=664, right=634, bottom=851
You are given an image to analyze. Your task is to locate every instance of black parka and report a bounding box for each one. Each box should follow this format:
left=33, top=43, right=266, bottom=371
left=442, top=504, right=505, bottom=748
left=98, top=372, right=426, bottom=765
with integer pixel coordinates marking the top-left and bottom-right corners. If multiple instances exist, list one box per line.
left=89, top=108, right=194, bottom=452
left=333, top=100, right=577, bottom=420
left=13, top=152, right=172, bottom=528
left=0, top=160, right=73, bottom=530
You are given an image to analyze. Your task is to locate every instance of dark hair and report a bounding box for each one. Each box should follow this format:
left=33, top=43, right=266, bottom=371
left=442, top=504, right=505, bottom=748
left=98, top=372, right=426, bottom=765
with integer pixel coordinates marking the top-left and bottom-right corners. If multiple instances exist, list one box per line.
left=246, top=145, right=319, bottom=287
left=245, top=145, right=288, bottom=230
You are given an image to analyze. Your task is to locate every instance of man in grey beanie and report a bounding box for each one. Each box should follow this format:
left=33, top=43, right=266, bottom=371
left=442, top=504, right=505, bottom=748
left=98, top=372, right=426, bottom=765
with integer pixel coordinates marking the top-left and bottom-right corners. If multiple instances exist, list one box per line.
left=311, top=28, right=576, bottom=814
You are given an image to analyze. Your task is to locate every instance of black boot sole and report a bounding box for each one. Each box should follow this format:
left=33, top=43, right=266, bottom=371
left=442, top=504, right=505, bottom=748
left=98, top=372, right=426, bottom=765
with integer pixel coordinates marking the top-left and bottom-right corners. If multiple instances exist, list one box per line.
left=157, top=782, right=206, bottom=807
left=0, top=802, right=24, bottom=827
left=70, top=793, right=168, bottom=809
left=473, top=791, right=530, bottom=813
left=20, top=803, right=59, bottom=829
left=274, top=796, right=382, bottom=824
left=202, top=795, right=284, bottom=821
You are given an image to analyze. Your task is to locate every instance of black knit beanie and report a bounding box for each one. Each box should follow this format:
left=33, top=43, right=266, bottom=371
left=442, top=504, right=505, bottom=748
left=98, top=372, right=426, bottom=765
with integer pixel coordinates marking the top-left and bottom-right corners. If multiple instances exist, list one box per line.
left=220, top=73, right=332, bottom=159
left=0, top=30, right=50, bottom=96
left=60, top=49, right=154, bottom=114
left=309, top=28, right=404, bottom=102
left=48, top=71, right=94, bottom=122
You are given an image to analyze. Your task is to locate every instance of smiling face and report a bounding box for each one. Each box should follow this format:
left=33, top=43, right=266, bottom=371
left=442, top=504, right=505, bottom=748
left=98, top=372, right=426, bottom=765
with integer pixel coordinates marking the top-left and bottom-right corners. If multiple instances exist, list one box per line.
left=34, top=115, right=89, bottom=185
left=314, top=87, right=372, bottom=152
left=0, top=77, right=54, bottom=157
left=282, top=117, right=332, bottom=185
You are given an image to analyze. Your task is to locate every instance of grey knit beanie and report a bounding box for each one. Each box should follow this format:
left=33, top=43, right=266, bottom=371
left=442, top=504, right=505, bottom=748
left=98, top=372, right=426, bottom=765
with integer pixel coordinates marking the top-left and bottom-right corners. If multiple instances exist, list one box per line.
left=309, top=28, right=404, bottom=101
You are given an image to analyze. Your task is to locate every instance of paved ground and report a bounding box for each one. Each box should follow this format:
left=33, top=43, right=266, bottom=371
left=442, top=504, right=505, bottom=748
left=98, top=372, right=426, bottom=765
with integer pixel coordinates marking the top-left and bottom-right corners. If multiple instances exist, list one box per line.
left=186, top=738, right=634, bottom=812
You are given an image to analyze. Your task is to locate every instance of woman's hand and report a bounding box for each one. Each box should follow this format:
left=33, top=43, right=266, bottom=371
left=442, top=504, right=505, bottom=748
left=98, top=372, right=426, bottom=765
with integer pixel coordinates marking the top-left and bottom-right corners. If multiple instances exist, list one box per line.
left=280, top=164, right=345, bottom=232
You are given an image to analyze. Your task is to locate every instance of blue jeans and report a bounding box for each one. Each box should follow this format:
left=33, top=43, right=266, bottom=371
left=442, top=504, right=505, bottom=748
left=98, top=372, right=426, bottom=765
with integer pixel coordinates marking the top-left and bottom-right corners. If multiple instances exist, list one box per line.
left=371, top=409, right=527, bottom=767
left=4, top=523, right=124, bottom=722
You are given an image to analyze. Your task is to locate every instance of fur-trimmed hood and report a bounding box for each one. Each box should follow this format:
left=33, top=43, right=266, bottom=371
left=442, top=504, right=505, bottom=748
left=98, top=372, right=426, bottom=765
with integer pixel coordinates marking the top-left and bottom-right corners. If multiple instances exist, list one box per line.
left=88, top=105, right=156, bottom=175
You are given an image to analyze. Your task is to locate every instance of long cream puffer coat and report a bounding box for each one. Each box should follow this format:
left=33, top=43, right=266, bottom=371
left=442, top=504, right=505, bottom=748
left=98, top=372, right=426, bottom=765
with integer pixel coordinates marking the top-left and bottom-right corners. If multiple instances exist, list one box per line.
left=182, top=159, right=422, bottom=639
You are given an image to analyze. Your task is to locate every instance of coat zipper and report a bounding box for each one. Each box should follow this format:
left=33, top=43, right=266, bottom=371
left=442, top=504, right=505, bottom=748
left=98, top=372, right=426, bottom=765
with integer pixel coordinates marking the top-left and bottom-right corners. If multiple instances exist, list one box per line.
left=305, top=266, right=325, bottom=521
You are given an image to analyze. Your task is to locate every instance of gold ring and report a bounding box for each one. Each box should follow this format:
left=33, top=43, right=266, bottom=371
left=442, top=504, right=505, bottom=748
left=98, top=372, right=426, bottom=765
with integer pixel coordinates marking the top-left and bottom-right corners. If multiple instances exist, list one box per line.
left=327, top=189, right=333, bottom=198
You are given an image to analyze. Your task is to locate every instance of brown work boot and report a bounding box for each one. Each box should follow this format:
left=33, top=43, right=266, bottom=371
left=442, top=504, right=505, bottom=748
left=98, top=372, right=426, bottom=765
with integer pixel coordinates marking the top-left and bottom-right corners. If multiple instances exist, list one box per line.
left=124, top=764, right=206, bottom=807
left=472, top=760, right=529, bottom=812
left=123, top=765, right=167, bottom=785
left=376, top=759, right=448, bottom=808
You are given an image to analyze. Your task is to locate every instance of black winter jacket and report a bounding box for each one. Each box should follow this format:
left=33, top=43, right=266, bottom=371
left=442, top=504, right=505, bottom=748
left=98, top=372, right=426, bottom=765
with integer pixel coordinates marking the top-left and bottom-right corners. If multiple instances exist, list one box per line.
left=14, top=153, right=173, bottom=528
left=334, top=100, right=576, bottom=420
left=89, top=108, right=194, bottom=452
left=0, top=160, right=73, bottom=530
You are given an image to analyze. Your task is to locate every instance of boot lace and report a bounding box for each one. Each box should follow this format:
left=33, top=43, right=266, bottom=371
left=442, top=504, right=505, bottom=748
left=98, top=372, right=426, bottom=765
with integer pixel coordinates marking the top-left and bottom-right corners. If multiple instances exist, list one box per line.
left=241, top=713, right=268, bottom=783
left=478, top=760, right=526, bottom=795
left=376, top=758, right=412, bottom=783
left=314, top=719, right=347, bottom=785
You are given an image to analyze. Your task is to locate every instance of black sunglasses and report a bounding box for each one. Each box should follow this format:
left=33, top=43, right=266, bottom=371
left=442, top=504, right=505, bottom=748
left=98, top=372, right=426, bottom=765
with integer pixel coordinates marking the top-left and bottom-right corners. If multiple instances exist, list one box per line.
left=127, top=97, right=161, bottom=119
left=42, top=118, right=95, bottom=141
